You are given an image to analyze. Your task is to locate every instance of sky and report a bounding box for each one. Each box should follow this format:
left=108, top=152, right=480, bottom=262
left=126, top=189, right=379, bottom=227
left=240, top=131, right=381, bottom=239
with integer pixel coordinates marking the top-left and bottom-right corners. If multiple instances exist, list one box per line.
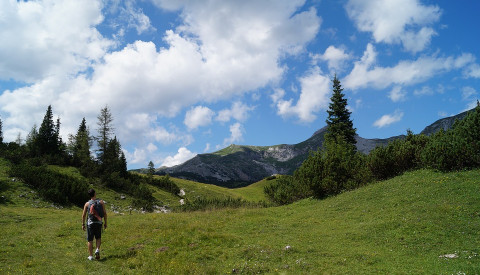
left=1, top=0, right=479, bottom=170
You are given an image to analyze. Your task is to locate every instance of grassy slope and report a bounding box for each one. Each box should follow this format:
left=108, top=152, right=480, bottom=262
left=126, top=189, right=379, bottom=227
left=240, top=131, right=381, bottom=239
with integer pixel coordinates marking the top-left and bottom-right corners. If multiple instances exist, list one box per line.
left=171, top=176, right=270, bottom=203
left=1, top=159, right=480, bottom=274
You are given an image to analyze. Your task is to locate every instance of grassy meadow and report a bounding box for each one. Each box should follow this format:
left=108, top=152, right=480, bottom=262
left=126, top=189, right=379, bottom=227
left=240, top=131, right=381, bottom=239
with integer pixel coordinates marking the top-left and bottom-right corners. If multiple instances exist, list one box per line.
left=1, top=157, right=480, bottom=274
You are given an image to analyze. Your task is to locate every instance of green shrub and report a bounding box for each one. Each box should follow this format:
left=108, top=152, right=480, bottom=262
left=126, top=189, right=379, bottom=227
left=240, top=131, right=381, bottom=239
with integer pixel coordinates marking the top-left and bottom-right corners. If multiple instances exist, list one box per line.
left=264, top=175, right=311, bottom=205
left=422, top=106, right=480, bottom=171
left=132, top=183, right=155, bottom=211
left=9, top=163, right=89, bottom=207
left=149, top=174, right=180, bottom=195
left=367, top=131, right=428, bottom=180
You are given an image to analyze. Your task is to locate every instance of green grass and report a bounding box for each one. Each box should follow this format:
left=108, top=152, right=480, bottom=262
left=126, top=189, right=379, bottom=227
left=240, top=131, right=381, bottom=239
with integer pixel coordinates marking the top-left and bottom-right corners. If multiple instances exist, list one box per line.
left=2, top=159, right=480, bottom=273
left=171, top=176, right=270, bottom=202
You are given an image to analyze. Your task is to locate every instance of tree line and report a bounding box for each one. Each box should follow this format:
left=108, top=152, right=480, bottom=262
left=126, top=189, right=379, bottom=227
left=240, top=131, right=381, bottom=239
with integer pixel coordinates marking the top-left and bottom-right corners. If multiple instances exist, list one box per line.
left=265, top=76, right=480, bottom=205
left=0, top=105, right=179, bottom=210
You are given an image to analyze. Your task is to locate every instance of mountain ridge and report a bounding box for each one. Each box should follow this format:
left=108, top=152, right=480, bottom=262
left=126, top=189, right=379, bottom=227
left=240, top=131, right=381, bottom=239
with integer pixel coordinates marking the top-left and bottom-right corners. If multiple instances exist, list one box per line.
left=151, top=109, right=472, bottom=187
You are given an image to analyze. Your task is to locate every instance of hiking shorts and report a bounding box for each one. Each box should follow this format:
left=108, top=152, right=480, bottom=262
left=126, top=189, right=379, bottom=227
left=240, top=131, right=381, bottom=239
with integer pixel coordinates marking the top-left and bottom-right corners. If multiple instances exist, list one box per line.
left=86, top=223, right=102, bottom=242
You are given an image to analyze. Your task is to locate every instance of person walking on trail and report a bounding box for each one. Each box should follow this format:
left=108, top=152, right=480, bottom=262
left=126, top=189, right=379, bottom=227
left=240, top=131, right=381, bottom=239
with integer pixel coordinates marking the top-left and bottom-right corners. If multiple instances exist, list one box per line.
left=82, top=188, right=107, bottom=260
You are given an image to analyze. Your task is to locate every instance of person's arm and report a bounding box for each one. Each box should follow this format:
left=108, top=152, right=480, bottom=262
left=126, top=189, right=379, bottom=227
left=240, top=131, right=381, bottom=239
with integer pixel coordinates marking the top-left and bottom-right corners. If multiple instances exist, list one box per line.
left=81, top=203, right=88, bottom=231
left=102, top=200, right=107, bottom=229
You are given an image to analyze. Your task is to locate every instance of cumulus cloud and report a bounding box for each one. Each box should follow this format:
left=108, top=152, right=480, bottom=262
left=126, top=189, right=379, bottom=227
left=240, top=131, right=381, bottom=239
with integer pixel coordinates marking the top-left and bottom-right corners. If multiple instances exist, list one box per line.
left=346, top=0, right=441, bottom=53
left=0, top=0, right=321, bottom=164
left=275, top=67, right=331, bottom=122
left=389, top=86, right=406, bottom=102
left=184, top=106, right=215, bottom=130
left=0, top=0, right=112, bottom=82
left=466, top=64, right=480, bottom=78
left=373, top=110, right=404, bottom=128
left=216, top=102, right=255, bottom=123
left=161, top=147, right=197, bottom=167
left=223, top=122, right=244, bottom=145
left=315, top=45, right=351, bottom=72
left=343, top=44, right=476, bottom=90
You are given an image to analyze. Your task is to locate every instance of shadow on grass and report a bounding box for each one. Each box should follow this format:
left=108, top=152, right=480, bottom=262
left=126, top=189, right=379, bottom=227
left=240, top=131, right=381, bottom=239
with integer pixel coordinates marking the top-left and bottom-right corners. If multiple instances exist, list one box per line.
left=0, top=179, right=12, bottom=204
left=102, top=250, right=137, bottom=261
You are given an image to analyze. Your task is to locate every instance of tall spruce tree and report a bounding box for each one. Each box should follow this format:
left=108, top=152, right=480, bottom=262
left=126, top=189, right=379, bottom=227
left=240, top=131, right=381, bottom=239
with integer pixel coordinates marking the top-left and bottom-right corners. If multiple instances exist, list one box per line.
left=96, top=105, right=114, bottom=163
left=37, top=105, right=59, bottom=155
left=325, top=75, right=356, bottom=149
left=73, top=118, right=92, bottom=167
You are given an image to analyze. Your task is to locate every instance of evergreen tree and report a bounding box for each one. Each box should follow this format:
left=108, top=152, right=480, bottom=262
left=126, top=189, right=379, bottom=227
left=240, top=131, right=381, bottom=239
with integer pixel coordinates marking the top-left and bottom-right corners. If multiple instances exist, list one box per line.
left=36, top=105, right=58, bottom=155
left=26, top=124, right=38, bottom=155
left=147, top=161, right=155, bottom=182
left=96, top=105, right=114, bottom=163
left=72, top=118, right=92, bottom=167
left=326, top=75, right=356, bottom=149
left=119, top=151, right=128, bottom=178
left=0, top=117, right=3, bottom=144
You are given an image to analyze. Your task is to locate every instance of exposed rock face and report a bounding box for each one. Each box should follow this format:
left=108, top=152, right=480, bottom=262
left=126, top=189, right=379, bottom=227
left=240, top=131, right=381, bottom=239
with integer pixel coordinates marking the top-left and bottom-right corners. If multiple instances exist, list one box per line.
left=155, top=109, right=473, bottom=187
left=420, top=109, right=471, bottom=135
left=156, top=127, right=401, bottom=187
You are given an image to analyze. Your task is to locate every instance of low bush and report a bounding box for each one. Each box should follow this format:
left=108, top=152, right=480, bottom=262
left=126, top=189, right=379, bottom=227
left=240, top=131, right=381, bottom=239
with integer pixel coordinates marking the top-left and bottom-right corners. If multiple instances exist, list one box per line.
left=9, top=162, right=89, bottom=207
left=264, top=175, right=311, bottom=205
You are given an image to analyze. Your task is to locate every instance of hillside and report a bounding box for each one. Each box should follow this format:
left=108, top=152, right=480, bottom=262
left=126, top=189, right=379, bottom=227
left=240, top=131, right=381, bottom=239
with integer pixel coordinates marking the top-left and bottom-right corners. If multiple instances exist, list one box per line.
left=154, top=108, right=475, bottom=187
left=156, top=127, right=402, bottom=187
left=2, top=166, right=480, bottom=274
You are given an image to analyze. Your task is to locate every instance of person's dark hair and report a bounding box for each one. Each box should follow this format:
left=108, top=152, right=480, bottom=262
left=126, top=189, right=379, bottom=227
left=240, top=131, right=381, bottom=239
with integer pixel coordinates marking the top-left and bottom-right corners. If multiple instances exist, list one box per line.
left=88, top=189, right=96, bottom=198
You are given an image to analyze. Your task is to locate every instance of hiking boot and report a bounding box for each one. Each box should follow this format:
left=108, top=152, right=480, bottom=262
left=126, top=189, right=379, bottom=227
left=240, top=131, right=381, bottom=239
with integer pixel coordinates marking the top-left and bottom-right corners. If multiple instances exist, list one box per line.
left=87, top=256, right=94, bottom=261
left=95, top=249, right=100, bottom=259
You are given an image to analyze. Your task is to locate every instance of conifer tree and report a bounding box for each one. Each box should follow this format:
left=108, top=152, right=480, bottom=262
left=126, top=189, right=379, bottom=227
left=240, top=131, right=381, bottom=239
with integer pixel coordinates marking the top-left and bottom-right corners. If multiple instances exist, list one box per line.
left=147, top=161, right=155, bottom=182
left=37, top=105, right=58, bottom=155
left=73, top=118, right=92, bottom=167
left=119, top=151, right=128, bottom=178
left=96, top=105, right=114, bottom=163
left=326, top=75, right=357, bottom=149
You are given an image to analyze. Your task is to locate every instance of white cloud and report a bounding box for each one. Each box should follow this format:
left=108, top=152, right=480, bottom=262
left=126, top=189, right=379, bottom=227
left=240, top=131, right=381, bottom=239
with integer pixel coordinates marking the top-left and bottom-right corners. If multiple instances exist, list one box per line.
left=413, top=86, right=434, bottom=96
left=373, top=110, right=404, bottom=128
left=216, top=102, right=255, bottom=123
left=389, top=86, right=406, bottom=102
left=462, top=86, right=477, bottom=101
left=125, top=147, right=147, bottom=165
left=275, top=67, right=331, bottom=122
left=223, top=122, right=244, bottom=145
left=123, top=1, right=155, bottom=35
left=315, top=45, right=351, bottom=72
left=346, top=0, right=441, bottom=53
left=204, top=143, right=211, bottom=153
left=0, top=0, right=321, bottom=151
left=343, top=44, right=476, bottom=90
left=0, top=0, right=113, bottom=82
left=148, top=126, right=177, bottom=145
left=146, top=143, right=158, bottom=153
left=184, top=106, right=215, bottom=130
left=161, top=147, right=197, bottom=167
left=466, top=64, right=480, bottom=78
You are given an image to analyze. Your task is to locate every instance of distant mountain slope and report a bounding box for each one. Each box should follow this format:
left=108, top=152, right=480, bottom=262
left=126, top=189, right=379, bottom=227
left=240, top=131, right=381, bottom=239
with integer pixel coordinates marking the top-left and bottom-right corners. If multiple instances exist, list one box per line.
left=420, top=109, right=472, bottom=135
left=156, top=126, right=402, bottom=187
left=155, top=109, right=473, bottom=188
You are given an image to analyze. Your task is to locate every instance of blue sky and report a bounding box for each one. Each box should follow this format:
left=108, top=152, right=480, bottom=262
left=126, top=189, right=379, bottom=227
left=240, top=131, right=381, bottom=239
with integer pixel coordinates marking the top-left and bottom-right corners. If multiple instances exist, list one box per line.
left=1, top=0, right=479, bottom=169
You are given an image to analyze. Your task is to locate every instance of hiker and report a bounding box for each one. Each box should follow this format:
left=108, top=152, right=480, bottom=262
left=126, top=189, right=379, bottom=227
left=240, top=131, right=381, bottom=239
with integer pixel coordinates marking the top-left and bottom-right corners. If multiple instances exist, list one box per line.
left=82, top=188, right=107, bottom=260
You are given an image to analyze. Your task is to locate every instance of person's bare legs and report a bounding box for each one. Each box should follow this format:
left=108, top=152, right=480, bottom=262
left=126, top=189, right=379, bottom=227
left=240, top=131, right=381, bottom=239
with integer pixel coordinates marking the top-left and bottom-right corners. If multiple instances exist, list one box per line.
left=95, top=238, right=101, bottom=259
left=87, top=241, right=94, bottom=257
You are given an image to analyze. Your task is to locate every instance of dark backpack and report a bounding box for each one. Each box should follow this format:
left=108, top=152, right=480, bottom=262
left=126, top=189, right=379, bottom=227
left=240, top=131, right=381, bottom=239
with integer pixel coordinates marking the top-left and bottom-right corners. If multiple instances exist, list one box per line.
left=88, top=199, right=104, bottom=221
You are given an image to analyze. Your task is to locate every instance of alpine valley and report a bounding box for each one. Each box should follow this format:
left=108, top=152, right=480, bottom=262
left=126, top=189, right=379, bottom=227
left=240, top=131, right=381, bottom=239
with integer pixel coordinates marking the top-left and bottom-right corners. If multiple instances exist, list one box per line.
left=144, top=110, right=471, bottom=188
